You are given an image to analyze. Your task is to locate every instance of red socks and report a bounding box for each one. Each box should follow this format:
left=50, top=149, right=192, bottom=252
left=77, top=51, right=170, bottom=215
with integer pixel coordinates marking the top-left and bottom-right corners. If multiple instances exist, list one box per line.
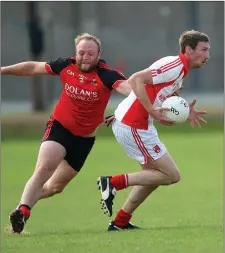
left=19, top=204, right=31, bottom=220
left=109, top=175, right=131, bottom=227
left=110, top=174, right=128, bottom=190
left=114, top=209, right=132, bottom=227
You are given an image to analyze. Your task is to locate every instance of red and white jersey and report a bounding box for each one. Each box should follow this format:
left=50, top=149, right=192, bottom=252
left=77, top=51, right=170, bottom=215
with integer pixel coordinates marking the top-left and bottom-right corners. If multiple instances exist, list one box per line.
left=115, top=53, right=189, bottom=130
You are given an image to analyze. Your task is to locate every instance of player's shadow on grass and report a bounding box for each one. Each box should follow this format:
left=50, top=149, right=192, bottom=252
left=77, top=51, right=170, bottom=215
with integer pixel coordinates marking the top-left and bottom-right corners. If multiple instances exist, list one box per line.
left=10, top=224, right=222, bottom=237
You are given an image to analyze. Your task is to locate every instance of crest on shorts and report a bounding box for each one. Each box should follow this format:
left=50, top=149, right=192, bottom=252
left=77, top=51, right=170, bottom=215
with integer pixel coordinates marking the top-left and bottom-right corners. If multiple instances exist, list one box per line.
left=153, top=145, right=161, bottom=154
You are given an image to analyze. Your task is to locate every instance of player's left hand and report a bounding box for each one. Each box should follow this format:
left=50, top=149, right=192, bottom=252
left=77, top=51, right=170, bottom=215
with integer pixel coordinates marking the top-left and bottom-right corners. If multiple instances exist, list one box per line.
left=188, top=99, right=207, bottom=128
left=104, top=114, right=115, bottom=127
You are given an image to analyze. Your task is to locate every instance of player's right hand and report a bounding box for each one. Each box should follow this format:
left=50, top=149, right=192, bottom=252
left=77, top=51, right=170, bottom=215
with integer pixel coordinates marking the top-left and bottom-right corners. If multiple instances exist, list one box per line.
left=149, top=107, right=175, bottom=126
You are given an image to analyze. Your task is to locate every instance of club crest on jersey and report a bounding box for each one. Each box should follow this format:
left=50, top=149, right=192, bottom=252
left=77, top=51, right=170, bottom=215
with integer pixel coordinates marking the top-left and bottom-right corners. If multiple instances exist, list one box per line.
left=92, top=79, right=97, bottom=85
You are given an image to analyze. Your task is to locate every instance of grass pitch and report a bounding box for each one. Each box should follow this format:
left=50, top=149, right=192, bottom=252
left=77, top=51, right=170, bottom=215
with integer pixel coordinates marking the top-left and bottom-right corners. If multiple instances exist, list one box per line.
left=1, top=132, right=223, bottom=253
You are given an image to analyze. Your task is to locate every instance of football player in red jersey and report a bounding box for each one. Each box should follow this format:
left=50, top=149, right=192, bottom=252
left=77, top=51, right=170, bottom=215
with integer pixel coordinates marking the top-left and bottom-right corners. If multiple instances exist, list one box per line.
left=1, top=33, right=133, bottom=233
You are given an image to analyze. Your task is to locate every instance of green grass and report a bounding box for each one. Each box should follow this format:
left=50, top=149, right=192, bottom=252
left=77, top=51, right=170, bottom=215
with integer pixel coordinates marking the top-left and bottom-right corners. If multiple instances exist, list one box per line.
left=1, top=132, right=224, bottom=253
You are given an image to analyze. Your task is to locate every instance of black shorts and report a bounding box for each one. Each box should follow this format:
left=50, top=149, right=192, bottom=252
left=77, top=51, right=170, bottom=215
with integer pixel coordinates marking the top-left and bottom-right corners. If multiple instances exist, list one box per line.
left=42, top=117, right=95, bottom=172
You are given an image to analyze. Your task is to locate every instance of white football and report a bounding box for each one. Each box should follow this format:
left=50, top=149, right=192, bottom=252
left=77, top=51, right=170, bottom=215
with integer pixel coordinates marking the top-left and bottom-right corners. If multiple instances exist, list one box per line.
left=162, top=96, right=190, bottom=123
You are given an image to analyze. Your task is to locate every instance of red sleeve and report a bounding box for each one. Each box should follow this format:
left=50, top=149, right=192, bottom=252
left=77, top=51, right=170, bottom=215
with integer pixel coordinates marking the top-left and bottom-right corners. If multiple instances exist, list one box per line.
left=45, top=57, right=72, bottom=75
left=112, top=80, right=124, bottom=89
left=45, top=63, right=57, bottom=75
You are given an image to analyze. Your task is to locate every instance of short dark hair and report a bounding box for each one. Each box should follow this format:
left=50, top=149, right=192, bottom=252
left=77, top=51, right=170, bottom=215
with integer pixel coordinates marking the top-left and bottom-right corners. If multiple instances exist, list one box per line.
left=179, top=30, right=210, bottom=53
left=74, top=33, right=101, bottom=52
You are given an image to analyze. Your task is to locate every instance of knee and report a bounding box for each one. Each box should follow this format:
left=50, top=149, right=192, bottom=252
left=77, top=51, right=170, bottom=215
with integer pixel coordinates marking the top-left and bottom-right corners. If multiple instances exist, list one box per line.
left=170, top=170, right=181, bottom=184
left=36, top=162, right=55, bottom=173
left=52, top=183, right=64, bottom=194
left=44, top=183, right=64, bottom=196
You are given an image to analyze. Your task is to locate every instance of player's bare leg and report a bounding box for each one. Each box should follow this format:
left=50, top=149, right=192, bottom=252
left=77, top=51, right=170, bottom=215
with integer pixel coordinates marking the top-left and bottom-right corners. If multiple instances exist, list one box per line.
left=107, top=164, right=157, bottom=230
left=106, top=152, right=180, bottom=230
left=123, top=185, right=158, bottom=212
left=98, top=163, right=171, bottom=217
left=127, top=152, right=180, bottom=186
left=9, top=141, right=66, bottom=233
left=41, top=160, right=78, bottom=199
left=107, top=185, right=158, bottom=231
left=119, top=162, right=159, bottom=215
left=110, top=170, right=159, bottom=231
left=20, top=141, right=66, bottom=206
left=98, top=151, right=180, bottom=231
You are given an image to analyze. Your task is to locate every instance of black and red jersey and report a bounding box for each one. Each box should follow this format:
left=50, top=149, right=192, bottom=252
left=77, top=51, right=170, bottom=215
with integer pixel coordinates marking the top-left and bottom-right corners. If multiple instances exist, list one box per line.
left=45, top=57, right=126, bottom=136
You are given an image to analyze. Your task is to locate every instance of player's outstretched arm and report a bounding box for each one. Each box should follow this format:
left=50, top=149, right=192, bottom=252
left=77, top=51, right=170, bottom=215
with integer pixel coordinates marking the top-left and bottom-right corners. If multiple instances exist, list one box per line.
left=1, top=62, right=48, bottom=76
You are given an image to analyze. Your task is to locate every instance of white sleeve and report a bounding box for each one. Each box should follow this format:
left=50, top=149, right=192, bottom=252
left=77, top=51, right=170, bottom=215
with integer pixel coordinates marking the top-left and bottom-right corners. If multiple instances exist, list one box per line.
left=150, top=69, right=167, bottom=84
left=149, top=57, right=184, bottom=85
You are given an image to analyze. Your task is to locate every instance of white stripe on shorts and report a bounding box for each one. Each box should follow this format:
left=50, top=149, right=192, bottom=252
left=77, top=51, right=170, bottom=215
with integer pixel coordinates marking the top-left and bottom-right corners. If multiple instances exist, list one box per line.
left=112, top=120, right=167, bottom=164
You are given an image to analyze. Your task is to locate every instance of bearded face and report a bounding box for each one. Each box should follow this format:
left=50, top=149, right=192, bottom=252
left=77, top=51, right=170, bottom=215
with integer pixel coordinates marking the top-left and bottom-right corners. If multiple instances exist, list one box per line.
left=76, top=39, right=101, bottom=72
